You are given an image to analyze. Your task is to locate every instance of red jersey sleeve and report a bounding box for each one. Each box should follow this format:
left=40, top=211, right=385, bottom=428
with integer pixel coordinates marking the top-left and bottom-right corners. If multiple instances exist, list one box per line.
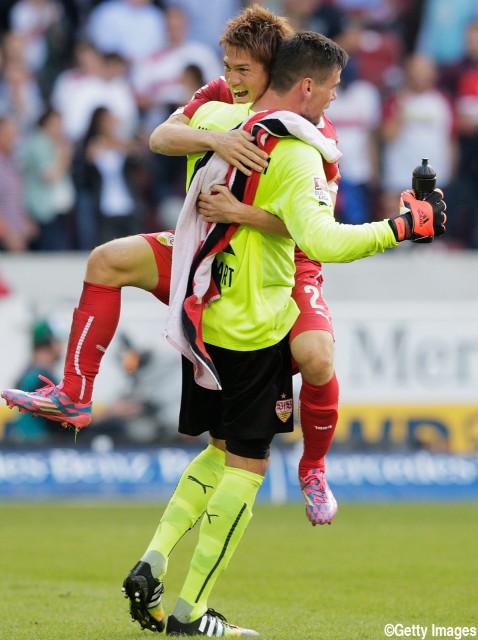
left=179, top=77, right=233, bottom=120
left=321, top=114, right=339, bottom=145
left=320, top=114, right=341, bottom=186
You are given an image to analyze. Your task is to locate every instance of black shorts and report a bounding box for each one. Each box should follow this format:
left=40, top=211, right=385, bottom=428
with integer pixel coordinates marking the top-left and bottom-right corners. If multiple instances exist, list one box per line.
left=179, top=336, right=294, bottom=459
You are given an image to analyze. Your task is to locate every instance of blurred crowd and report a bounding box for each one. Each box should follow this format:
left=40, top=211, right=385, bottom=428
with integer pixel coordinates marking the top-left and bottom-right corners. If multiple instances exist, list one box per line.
left=1, top=0, right=478, bottom=254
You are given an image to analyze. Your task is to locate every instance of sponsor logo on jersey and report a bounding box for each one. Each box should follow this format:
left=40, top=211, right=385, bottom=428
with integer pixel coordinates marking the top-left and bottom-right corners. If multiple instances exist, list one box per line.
left=216, top=259, right=235, bottom=287
left=312, top=176, right=332, bottom=205
left=275, top=395, right=293, bottom=423
left=157, top=232, right=175, bottom=247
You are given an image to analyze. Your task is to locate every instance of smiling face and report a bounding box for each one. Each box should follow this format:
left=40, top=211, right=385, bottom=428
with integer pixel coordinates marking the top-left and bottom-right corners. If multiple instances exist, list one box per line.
left=223, top=46, right=270, bottom=104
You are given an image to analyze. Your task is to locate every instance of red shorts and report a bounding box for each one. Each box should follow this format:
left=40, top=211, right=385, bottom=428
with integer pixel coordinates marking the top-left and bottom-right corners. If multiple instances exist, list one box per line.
left=141, top=231, right=174, bottom=305
left=289, top=260, right=334, bottom=342
left=142, top=232, right=334, bottom=341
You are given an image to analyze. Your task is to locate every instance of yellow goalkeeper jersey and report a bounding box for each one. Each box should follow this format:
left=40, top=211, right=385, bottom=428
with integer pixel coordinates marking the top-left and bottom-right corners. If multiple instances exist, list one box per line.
left=187, top=101, right=398, bottom=351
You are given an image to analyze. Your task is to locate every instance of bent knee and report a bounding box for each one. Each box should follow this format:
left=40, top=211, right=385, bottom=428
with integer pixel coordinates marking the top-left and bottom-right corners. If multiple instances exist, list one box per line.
left=292, top=338, right=335, bottom=385
left=301, top=354, right=334, bottom=385
left=86, top=241, right=125, bottom=286
left=86, top=236, right=146, bottom=287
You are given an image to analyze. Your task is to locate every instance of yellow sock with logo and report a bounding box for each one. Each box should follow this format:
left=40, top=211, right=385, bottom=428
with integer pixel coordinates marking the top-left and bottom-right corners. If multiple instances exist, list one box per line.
left=141, top=444, right=226, bottom=587
left=172, top=465, right=264, bottom=623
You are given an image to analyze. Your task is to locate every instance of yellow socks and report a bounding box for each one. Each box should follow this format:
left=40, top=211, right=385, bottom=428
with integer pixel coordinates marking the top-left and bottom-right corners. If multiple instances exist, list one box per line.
left=141, top=444, right=226, bottom=581
left=172, top=465, right=263, bottom=623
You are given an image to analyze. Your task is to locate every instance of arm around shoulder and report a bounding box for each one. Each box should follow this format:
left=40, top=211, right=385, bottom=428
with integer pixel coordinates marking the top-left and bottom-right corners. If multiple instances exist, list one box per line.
left=149, top=113, right=219, bottom=157
left=150, top=113, right=269, bottom=175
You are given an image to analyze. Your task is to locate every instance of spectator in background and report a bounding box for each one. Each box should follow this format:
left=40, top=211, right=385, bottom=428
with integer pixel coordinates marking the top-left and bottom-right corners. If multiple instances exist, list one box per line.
left=352, top=25, right=403, bottom=92
left=100, top=52, right=139, bottom=137
left=387, top=0, right=426, bottom=57
left=75, top=106, right=144, bottom=246
left=446, top=24, right=478, bottom=249
left=166, top=0, right=241, bottom=56
left=155, top=64, right=206, bottom=229
left=380, top=53, right=456, bottom=218
left=49, top=40, right=140, bottom=248
left=20, top=107, right=75, bottom=251
left=50, top=40, right=104, bottom=141
left=87, top=0, right=167, bottom=62
left=50, top=43, right=138, bottom=143
left=130, top=4, right=221, bottom=222
left=3, top=319, right=64, bottom=445
left=328, top=21, right=381, bottom=223
left=415, top=0, right=478, bottom=67
left=332, top=0, right=397, bottom=24
left=1, top=26, right=30, bottom=68
left=281, top=0, right=347, bottom=39
left=9, top=0, right=77, bottom=98
left=147, top=62, right=207, bottom=229
left=0, top=116, right=16, bottom=298
left=50, top=40, right=105, bottom=249
left=7, top=0, right=63, bottom=75
left=0, top=115, right=37, bottom=251
left=0, top=36, right=44, bottom=132
left=440, top=21, right=478, bottom=98
left=130, top=5, right=222, bottom=132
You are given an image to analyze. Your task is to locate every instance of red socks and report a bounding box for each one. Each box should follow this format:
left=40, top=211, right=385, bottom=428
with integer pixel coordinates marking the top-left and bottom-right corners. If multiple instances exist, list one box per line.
left=298, top=373, right=339, bottom=479
left=61, top=282, right=121, bottom=403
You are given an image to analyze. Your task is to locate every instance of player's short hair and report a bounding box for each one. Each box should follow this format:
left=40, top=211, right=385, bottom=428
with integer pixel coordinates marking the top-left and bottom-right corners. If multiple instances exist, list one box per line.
left=220, top=4, right=294, bottom=70
left=269, top=31, right=349, bottom=93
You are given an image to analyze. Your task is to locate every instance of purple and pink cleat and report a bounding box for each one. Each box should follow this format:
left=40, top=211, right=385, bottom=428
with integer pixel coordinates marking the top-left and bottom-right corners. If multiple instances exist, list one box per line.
left=300, top=469, right=338, bottom=526
left=1, top=376, right=92, bottom=430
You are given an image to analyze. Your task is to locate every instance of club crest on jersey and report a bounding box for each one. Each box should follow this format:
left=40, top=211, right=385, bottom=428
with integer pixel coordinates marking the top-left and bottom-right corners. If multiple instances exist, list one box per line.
left=157, top=232, right=175, bottom=246
left=275, top=395, right=293, bottom=423
left=312, top=176, right=332, bottom=205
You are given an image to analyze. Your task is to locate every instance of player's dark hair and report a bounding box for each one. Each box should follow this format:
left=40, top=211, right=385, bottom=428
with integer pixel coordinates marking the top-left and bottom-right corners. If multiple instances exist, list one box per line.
left=269, top=32, right=349, bottom=93
left=220, top=4, right=294, bottom=70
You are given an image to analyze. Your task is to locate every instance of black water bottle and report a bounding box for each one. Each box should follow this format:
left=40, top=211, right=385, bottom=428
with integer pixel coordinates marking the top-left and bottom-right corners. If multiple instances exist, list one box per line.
left=412, top=158, right=436, bottom=201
